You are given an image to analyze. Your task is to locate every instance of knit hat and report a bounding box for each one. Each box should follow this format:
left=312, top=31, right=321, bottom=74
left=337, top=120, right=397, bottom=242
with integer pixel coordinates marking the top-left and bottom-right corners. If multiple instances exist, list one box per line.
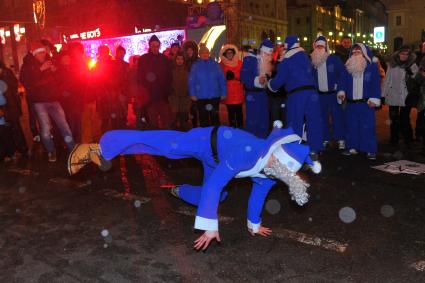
left=259, top=39, right=274, bottom=54
left=31, top=42, right=47, bottom=56
left=149, top=35, right=160, bottom=45
left=284, top=35, right=300, bottom=50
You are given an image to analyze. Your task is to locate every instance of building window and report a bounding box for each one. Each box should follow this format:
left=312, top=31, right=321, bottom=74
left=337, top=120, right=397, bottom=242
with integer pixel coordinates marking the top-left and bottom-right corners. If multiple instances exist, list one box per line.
left=396, top=15, right=401, bottom=26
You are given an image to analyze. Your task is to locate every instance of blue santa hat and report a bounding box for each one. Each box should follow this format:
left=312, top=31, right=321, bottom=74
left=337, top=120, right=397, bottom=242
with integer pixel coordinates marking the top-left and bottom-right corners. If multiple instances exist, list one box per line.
left=259, top=39, right=274, bottom=54
left=284, top=35, right=300, bottom=50
left=314, top=36, right=328, bottom=51
left=350, top=42, right=372, bottom=63
left=273, top=142, right=322, bottom=174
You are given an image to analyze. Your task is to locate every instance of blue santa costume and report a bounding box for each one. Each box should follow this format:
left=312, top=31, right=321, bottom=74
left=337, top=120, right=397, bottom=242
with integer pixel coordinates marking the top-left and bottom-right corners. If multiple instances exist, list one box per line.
left=267, top=36, right=324, bottom=153
left=98, top=124, right=321, bottom=233
left=240, top=40, right=274, bottom=138
left=311, top=36, right=346, bottom=147
left=337, top=43, right=381, bottom=156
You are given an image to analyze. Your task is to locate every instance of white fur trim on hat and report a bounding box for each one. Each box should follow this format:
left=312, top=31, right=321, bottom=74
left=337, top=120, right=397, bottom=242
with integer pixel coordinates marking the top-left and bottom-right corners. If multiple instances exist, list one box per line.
left=273, top=146, right=303, bottom=173
left=260, top=45, right=273, bottom=54
left=315, top=40, right=326, bottom=47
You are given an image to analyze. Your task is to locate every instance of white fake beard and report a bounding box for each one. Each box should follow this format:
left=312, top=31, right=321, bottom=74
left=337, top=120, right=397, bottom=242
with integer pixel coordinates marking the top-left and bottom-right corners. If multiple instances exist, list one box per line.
left=263, top=159, right=310, bottom=206
left=346, top=55, right=367, bottom=77
left=258, top=52, right=273, bottom=76
left=311, top=48, right=329, bottom=68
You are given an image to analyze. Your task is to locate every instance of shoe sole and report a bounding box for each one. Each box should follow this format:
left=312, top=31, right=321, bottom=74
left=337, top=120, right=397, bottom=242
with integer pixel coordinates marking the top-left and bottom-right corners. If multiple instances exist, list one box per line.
left=67, top=143, right=80, bottom=175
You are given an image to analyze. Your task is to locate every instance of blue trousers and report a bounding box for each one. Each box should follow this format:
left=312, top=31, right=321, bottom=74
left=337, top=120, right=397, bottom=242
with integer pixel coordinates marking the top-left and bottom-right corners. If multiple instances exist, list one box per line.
left=99, top=129, right=228, bottom=206
left=245, top=91, right=269, bottom=138
left=345, top=103, right=377, bottom=154
left=286, top=90, right=323, bottom=152
left=319, top=94, right=345, bottom=141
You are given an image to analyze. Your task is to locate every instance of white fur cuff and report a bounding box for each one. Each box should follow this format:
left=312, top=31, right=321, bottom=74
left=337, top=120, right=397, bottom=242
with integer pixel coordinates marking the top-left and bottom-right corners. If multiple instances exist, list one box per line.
left=247, top=220, right=261, bottom=233
left=368, top=98, right=381, bottom=107
left=254, top=76, right=264, bottom=88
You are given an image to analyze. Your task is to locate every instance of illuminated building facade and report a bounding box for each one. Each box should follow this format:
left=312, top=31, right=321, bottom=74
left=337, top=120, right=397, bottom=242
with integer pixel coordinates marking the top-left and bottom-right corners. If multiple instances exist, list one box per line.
left=287, top=0, right=387, bottom=53
left=381, top=0, right=425, bottom=52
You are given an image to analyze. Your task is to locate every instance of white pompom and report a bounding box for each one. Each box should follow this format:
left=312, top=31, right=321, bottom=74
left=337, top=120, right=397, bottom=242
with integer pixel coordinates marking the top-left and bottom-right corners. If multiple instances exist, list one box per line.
left=273, top=120, right=283, bottom=128
left=310, top=161, right=322, bottom=174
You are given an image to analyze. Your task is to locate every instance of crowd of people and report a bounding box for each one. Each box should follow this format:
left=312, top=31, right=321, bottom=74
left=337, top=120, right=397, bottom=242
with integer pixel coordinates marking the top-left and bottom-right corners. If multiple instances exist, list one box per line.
left=1, top=34, right=425, bottom=163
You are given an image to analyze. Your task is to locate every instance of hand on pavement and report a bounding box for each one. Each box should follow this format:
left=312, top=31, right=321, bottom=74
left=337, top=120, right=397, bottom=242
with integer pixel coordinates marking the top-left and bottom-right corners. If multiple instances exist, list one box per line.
left=249, top=225, right=272, bottom=237
left=194, top=230, right=220, bottom=251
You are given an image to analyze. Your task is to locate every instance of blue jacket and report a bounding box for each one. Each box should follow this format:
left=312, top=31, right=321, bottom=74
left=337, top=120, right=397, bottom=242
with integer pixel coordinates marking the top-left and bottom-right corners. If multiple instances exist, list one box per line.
left=100, top=126, right=302, bottom=232
left=269, top=48, right=316, bottom=93
left=337, top=62, right=381, bottom=101
left=189, top=59, right=227, bottom=99
left=311, top=54, right=344, bottom=92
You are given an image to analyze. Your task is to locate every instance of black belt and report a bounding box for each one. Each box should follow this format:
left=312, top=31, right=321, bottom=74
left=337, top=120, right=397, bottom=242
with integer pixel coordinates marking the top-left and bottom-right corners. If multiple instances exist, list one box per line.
left=244, top=87, right=264, bottom=93
left=318, top=90, right=336, bottom=95
left=347, top=98, right=368, bottom=103
left=210, top=126, right=219, bottom=164
left=287, top=85, right=316, bottom=95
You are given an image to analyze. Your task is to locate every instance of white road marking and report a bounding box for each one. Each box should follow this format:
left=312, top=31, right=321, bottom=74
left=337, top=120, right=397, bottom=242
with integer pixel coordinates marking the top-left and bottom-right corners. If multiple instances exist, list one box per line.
left=272, top=227, right=348, bottom=253
left=410, top=260, right=425, bottom=271
left=175, top=207, right=234, bottom=223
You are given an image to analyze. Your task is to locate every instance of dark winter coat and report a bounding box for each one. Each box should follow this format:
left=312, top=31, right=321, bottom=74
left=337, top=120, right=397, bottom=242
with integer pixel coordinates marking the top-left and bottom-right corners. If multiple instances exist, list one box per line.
left=0, top=65, right=21, bottom=120
left=335, top=45, right=350, bottom=64
left=19, top=55, right=59, bottom=103
left=169, top=64, right=191, bottom=113
left=137, top=51, right=172, bottom=104
left=183, top=40, right=199, bottom=71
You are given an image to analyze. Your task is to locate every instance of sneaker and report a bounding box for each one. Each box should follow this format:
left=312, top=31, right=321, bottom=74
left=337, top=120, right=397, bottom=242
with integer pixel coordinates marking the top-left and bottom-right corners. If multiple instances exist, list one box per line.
left=337, top=140, right=346, bottom=150
left=366, top=153, right=376, bottom=160
left=67, top=143, right=111, bottom=175
left=310, top=151, right=319, bottom=161
left=48, top=151, right=57, bottom=162
left=169, top=186, right=180, bottom=198
left=342, top=149, right=358, bottom=156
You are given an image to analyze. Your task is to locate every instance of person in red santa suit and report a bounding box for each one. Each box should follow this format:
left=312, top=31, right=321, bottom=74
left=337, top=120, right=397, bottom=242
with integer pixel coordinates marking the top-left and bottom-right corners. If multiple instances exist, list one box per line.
left=220, top=44, right=244, bottom=128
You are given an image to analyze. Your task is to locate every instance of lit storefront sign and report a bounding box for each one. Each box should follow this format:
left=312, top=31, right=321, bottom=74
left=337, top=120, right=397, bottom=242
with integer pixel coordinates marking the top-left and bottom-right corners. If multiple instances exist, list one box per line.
left=373, top=27, right=385, bottom=43
left=67, top=28, right=102, bottom=41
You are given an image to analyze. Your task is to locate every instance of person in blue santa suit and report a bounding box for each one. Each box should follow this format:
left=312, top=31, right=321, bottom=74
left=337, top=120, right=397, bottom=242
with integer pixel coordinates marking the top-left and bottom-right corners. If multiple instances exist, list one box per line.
left=68, top=122, right=321, bottom=250
left=267, top=36, right=324, bottom=158
left=240, top=40, right=274, bottom=138
left=310, top=36, right=346, bottom=150
left=337, top=43, right=381, bottom=160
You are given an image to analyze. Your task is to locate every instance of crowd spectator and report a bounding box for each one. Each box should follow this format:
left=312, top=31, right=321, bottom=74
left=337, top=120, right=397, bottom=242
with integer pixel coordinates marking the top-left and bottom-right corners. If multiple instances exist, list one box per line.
left=0, top=79, right=16, bottom=162
left=310, top=36, right=346, bottom=150
left=114, top=45, right=130, bottom=128
left=382, top=45, right=419, bottom=146
left=241, top=40, right=274, bottom=138
left=268, top=44, right=287, bottom=129
left=137, top=35, right=172, bottom=129
left=183, top=40, right=199, bottom=127
left=219, top=44, right=244, bottom=128
left=337, top=43, right=381, bottom=160
left=0, top=60, right=28, bottom=157
left=414, top=57, right=425, bottom=152
left=335, top=36, right=352, bottom=63
left=416, top=42, right=425, bottom=66
left=20, top=42, right=75, bottom=162
left=189, top=44, right=226, bottom=127
left=169, top=51, right=191, bottom=130
left=268, top=36, right=323, bottom=159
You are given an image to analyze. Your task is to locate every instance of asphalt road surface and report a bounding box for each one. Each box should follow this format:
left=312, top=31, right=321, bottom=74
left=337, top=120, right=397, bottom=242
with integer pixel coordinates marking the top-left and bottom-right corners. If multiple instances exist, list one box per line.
left=0, top=107, right=424, bottom=282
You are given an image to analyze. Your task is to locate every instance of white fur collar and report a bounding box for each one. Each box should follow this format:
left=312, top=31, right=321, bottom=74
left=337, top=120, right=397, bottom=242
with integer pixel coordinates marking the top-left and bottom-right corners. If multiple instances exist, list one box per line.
left=284, top=47, right=305, bottom=59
